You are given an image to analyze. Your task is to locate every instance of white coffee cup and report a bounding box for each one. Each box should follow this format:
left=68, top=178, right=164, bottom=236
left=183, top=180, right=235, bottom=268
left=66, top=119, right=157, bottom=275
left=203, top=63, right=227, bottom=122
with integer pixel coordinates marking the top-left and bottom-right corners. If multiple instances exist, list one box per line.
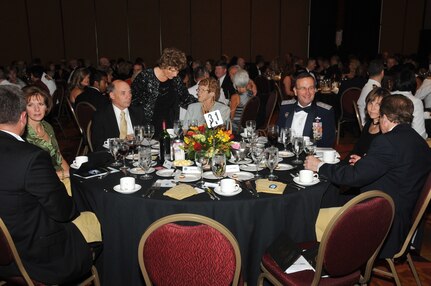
left=220, top=178, right=240, bottom=194
left=73, top=156, right=88, bottom=168
left=299, top=170, right=319, bottom=183
left=120, top=177, right=135, bottom=191
left=322, top=150, right=336, bottom=163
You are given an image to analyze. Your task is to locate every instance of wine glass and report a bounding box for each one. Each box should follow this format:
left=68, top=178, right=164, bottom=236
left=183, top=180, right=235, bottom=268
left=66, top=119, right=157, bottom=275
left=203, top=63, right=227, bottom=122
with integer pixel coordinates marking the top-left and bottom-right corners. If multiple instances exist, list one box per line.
left=118, top=141, right=130, bottom=170
left=134, top=126, right=143, bottom=146
left=138, top=147, right=153, bottom=180
left=195, top=151, right=208, bottom=188
left=265, top=146, right=279, bottom=180
left=292, top=136, right=304, bottom=164
left=251, top=144, right=265, bottom=179
left=142, top=124, right=155, bottom=146
left=211, top=153, right=226, bottom=183
left=109, top=138, right=122, bottom=167
left=245, top=120, right=256, bottom=142
left=282, top=127, right=292, bottom=151
left=267, top=125, right=279, bottom=147
left=173, top=120, right=182, bottom=138
left=305, top=139, right=317, bottom=156
left=126, top=138, right=138, bottom=163
left=189, top=119, right=199, bottom=129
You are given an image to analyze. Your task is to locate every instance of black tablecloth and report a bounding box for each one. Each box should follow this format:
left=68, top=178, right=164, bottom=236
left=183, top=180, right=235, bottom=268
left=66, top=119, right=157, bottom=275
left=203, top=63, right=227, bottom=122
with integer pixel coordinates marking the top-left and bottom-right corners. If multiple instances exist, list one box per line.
left=71, top=152, right=330, bottom=286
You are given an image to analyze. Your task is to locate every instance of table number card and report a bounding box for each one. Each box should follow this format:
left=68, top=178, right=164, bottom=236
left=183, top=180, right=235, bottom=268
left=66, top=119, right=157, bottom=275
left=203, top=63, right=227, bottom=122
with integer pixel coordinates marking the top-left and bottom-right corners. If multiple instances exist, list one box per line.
left=204, top=110, right=224, bottom=128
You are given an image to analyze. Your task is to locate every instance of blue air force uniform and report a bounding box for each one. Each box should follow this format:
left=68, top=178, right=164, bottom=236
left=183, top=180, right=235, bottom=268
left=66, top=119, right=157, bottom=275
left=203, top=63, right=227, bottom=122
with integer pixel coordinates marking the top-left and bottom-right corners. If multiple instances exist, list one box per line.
left=277, top=99, right=336, bottom=147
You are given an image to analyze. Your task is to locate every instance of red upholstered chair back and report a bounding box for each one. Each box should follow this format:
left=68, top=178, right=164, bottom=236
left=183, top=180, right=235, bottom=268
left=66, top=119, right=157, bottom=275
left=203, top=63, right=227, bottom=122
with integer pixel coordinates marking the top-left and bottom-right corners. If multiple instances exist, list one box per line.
left=138, top=213, right=242, bottom=286
left=339, top=87, right=361, bottom=119
left=315, top=191, right=394, bottom=284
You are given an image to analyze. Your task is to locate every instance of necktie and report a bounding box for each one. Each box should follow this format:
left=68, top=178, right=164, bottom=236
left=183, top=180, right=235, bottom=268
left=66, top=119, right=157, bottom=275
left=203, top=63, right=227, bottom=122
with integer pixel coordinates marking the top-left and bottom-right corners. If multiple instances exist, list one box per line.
left=294, top=105, right=312, bottom=113
left=119, top=110, right=127, bottom=139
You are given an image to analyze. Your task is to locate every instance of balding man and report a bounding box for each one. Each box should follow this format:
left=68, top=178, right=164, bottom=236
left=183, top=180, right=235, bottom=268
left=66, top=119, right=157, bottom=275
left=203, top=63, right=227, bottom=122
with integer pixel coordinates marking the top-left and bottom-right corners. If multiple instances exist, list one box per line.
left=91, top=80, right=145, bottom=151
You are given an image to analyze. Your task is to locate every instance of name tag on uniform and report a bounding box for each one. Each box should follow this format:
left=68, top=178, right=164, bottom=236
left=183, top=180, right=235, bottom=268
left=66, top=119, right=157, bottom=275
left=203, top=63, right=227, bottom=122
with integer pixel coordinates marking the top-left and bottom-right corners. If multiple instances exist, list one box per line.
left=204, top=110, right=223, bottom=128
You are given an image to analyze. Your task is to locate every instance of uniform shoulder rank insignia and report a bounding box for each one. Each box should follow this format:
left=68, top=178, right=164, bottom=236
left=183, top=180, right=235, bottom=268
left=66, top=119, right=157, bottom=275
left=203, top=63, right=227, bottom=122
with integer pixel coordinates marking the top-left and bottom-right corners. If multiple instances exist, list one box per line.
left=281, top=99, right=296, bottom=105
left=316, top=101, right=332, bottom=110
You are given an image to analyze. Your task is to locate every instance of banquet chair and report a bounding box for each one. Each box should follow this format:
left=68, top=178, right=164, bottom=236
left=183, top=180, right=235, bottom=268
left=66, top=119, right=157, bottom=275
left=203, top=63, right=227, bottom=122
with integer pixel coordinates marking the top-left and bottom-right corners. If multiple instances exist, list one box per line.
left=49, top=85, right=66, bottom=138
left=373, top=172, right=431, bottom=286
left=64, top=96, right=86, bottom=156
left=257, top=91, right=278, bottom=136
left=258, top=191, right=395, bottom=286
left=75, top=101, right=96, bottom=156
left=254, top=75, right=273, bottom=94
left=352, top=101, right=363, bottom=132
left=336, top=87, right=361, bottom=145
left=87, top=120, right=93, bottom=153
left=138, top=213, right=242, bottom=286
left=240, top=96, right=260, bottom=128
left=0, top=217, right=100, bottom=286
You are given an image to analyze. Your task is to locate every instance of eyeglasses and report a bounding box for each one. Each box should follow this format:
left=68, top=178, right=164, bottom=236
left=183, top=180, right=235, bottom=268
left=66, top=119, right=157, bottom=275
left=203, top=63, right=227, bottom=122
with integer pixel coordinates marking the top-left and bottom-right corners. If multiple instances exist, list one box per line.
left=197, top=88, right=210, bottom=93
left=296, top=86, right=316, bottom=93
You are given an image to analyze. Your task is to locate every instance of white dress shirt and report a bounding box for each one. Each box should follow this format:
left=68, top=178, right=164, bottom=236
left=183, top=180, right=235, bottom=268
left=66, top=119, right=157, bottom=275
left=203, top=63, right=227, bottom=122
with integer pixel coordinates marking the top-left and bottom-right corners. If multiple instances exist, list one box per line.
left=291, top=103, right=311, bottom=136
left=112, top=104, right=134, bottom=135
left=415, top=78, right=431, bottom=109
left=357, top=79, right=381, bottom=125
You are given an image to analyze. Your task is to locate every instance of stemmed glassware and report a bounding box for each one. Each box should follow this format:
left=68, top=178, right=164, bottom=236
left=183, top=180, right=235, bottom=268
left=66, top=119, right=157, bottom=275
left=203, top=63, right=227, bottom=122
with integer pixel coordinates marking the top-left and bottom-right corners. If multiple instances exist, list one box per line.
left=127, top=137, right=138, bottom=164
left=142, top=124, right=155, bottom=146
left=282, top=127, right=292, bottom=152
left=305, top=139, right=317, bottom=156
left=118, top=141, right=130, bottom=170
left=267, top=125, right=279, bottom=147
left=292, top=136, right=304, bottom=164
left=245, top=120, right=256, bottom=142
left=138, top=146, right=153, bottom=180
left=109, top=138, right=122, bottom=167
left=251, top=144, right=265, bottom=179
left=265, top=146, right=279, bottom=180
left=211, top=153, right=226, bottom=183
left=134, top=126, right=143, bottom=146
left=195, top=151, right=208, bottom=188
left=173, top=120, right=182, bottom=138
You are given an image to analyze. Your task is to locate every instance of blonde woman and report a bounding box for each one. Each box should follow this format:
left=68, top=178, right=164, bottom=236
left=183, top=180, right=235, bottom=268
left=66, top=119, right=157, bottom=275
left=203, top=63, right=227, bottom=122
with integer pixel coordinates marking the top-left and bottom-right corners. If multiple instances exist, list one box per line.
left=69, top=67, right=90, bottom=104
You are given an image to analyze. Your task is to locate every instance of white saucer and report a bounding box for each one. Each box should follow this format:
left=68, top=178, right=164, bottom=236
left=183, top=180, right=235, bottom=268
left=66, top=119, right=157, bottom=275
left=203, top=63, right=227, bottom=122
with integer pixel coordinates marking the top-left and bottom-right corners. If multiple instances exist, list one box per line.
left=156, top=169, right=176, bottom=177
left=279, top=151, right=295, bottom=158
left=174, top=173, right=201, bottom=182
left=202, top=171, right=218, bottom=180
left=113, top=184, right=142, bottom=194
left=228, top=158, right=252, bottom=165
left=293, top=177, right=320, bottom=186
left=228, top=171, right=254, bottom=181
left=70, top=163, right=80, bottom=169
left=240, top=164, right=264, bottom=172
left=275, top=163, right=295, bottom=171
left=129, top=167, right=155, bottom=175
left=214, top=186, right=242, bottom=197
left=323, top=158, right=340, bottom=164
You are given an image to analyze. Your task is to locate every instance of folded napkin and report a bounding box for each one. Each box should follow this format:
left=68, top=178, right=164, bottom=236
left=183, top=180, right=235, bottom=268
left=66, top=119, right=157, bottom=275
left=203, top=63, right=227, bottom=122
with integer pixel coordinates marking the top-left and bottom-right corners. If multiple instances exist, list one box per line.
left=255, top=179, right=286, bottom=195
left=163, top=184, right=198, bottom=200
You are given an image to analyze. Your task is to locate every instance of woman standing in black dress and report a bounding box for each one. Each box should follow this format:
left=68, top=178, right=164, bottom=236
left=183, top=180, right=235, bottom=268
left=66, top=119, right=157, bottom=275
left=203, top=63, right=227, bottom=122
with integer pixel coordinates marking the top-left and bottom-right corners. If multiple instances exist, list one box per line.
left=131, top=47, right=197, bottom=138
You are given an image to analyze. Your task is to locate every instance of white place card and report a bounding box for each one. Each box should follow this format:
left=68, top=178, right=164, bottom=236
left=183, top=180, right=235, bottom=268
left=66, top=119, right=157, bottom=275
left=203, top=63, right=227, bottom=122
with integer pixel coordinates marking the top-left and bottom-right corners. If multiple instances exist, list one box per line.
left=163, top=160, right=173, bottom=169
left=225, top=165, right=240, bottom=173
left=182, top=166, right=201, bottom=174
left=204, top=110, right=224, bottom=128
left=157, top=179, right=176, bottom=188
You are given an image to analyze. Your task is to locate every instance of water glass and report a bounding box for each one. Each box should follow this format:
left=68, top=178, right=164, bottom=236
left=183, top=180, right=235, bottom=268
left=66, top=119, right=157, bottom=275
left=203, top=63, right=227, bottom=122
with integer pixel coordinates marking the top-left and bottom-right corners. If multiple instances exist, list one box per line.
left=292, top=136, right=304, bottom=164
left=245, top=120, right=256, bottom=141
left=173, top=120, right=182, bottom=138
left=109, top=138, right=122, bottom=166
left=265, top=147, right=279, bottom=180
left=138, top=147, right=153, bottom=180
left=134, top=126, right=143, bottom=146
left=282, top=127, right=292, bottom=151
left=142, top=124, right=155, bottom=145
left=251, top=144, right=265, bottom=179
left=195, top=151, right=208, bottom=188
left=211, top=153, right=226, bottom=182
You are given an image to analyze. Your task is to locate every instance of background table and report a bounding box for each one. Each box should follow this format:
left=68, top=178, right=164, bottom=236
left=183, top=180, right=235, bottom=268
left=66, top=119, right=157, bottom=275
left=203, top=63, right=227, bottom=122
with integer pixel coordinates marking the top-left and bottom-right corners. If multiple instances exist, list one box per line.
left=72, top=154, right=330, bottom=286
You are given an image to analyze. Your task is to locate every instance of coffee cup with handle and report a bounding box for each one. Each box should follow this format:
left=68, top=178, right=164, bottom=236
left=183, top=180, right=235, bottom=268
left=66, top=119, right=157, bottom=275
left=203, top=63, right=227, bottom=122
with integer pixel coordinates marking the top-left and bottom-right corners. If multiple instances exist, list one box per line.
left=299, top=169, right=319, bottom=183
left=220, top=178, right=240, bottom=194
left=322, top=150, right=336, bottom=163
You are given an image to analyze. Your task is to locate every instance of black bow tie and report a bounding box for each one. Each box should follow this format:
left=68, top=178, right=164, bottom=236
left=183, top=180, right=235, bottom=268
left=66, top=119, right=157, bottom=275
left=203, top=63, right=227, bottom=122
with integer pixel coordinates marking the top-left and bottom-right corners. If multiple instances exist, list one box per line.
left=294, top=105, right=312, bottom=113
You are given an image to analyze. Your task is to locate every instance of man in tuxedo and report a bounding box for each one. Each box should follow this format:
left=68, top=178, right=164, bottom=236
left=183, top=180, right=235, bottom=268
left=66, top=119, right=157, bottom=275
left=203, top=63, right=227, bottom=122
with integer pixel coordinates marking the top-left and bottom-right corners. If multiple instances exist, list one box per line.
left=305, top=94, right=431, bottom=258
left=75, top=69, right=110, bottom=110
left=277, top=72, right=336, bottom=147
left=0, top=86, right=93, bottom=284
left=91, top=79, right=145, bottom=151
left=214, top=60, right=236, bottom=101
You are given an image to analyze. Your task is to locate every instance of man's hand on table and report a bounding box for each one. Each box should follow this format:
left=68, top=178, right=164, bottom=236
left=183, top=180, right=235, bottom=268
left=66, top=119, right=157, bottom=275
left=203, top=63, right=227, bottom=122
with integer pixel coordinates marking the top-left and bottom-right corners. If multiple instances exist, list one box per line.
left=304, top=155, right=322, bottom=172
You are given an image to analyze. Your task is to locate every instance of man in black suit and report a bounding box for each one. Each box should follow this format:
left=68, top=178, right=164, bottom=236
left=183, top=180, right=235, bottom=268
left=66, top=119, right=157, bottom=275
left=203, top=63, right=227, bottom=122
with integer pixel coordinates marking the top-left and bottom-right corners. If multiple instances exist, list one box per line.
left=0, top=86, right=93, bottom=284
left=75, top=69, right=110, bottom=110
left=214, top=60, right=236, bottom=101
left=305, top=94, right=431, bottom=258
left=277, top=72, right=336, bottom=147
left=91, top=80, right=145, bottom=151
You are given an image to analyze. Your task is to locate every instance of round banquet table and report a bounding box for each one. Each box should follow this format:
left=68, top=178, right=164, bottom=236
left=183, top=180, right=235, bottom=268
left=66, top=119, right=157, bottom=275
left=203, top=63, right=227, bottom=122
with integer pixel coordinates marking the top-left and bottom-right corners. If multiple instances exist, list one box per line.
left=71, top=152, right=330, bottom=286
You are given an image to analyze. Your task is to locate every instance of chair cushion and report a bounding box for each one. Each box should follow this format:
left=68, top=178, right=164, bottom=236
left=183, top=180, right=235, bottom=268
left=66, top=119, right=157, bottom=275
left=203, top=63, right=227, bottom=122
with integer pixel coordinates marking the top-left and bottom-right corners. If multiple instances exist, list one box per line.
left=143, top=223, right=236, bottom=286
left=262, top=252, right=360, bottom=286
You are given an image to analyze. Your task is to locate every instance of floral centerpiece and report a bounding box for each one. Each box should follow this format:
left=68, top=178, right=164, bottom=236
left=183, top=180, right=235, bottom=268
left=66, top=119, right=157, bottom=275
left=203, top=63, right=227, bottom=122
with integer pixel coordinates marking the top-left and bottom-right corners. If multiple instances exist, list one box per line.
left=183, top=124, right=235, bottom=160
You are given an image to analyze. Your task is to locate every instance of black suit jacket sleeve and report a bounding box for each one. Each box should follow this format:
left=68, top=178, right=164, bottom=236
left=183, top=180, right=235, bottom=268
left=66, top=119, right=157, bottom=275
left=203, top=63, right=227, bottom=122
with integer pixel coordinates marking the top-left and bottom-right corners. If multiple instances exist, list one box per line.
left=27, top=149, right=78, bottom=222
left=319, top=135, right=393, bottom=187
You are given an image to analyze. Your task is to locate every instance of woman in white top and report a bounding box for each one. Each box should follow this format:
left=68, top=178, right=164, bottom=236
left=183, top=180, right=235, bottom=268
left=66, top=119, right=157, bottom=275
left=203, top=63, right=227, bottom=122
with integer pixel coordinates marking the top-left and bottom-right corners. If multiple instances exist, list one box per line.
left=183, top=77, right=230, bottom=126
